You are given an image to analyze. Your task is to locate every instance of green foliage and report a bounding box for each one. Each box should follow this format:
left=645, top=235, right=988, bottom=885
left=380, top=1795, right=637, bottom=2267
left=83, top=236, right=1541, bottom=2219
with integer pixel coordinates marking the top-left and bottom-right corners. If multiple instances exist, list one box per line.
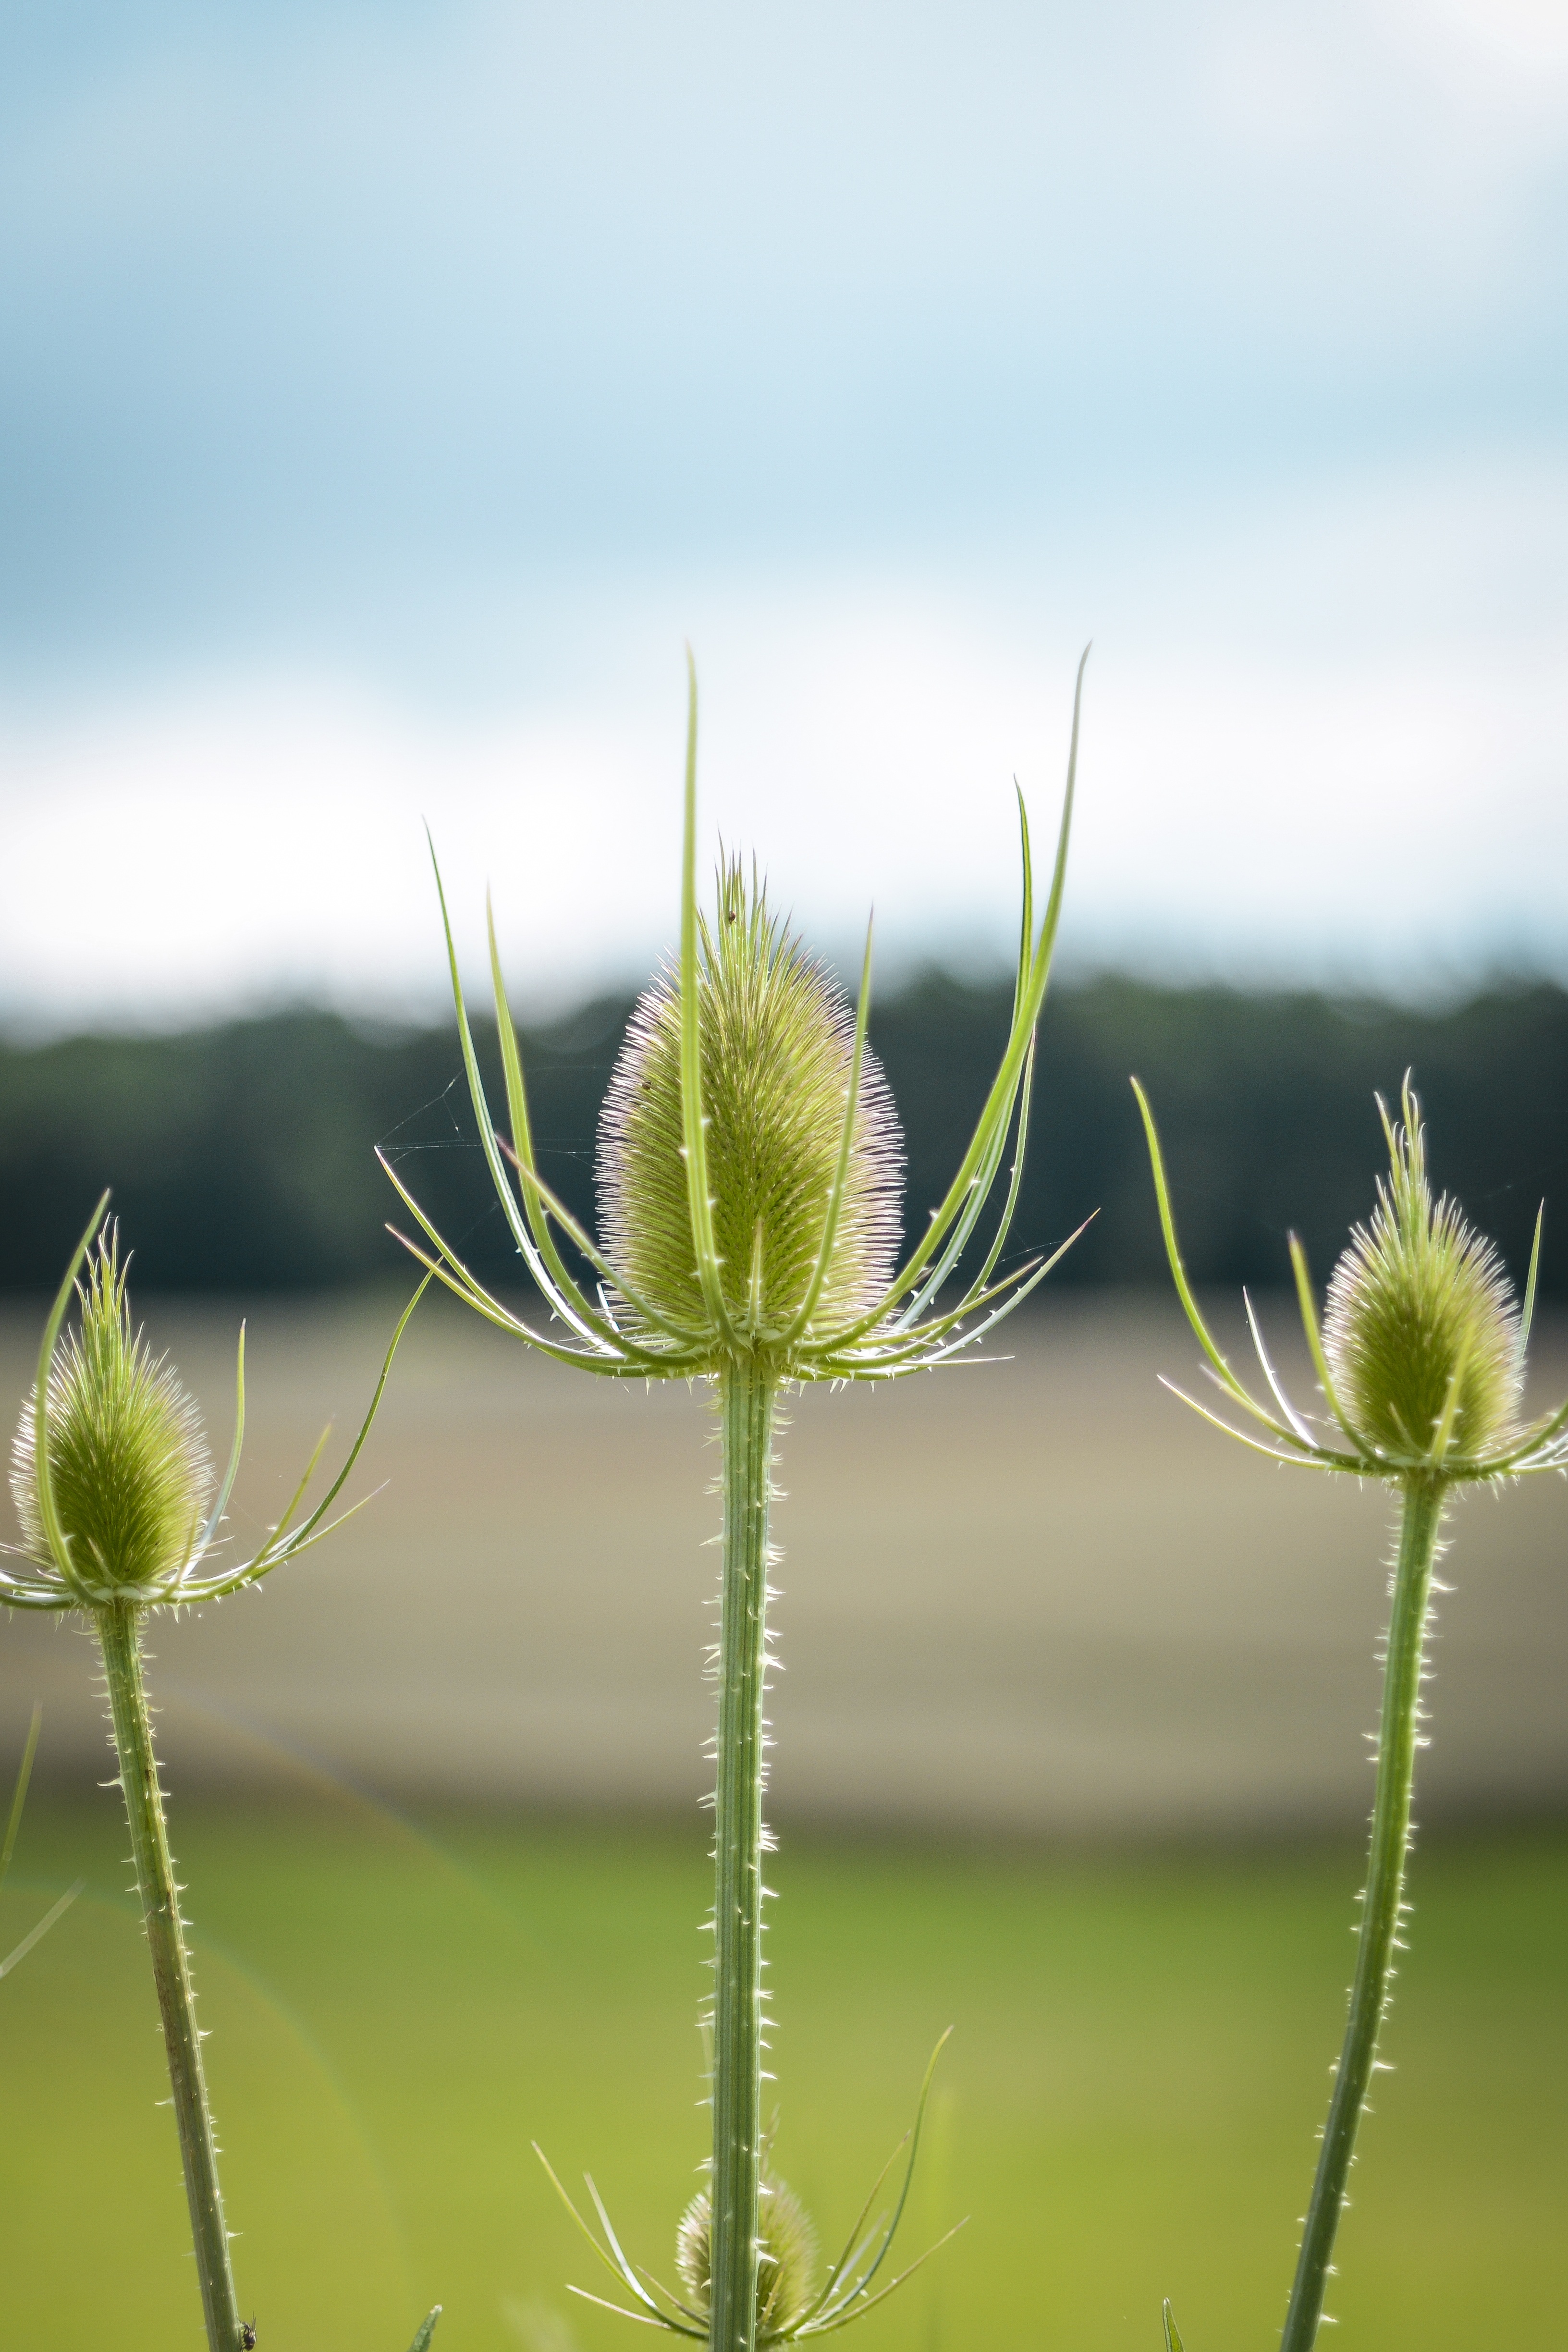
left=2, top=981, right=1566, bottom=1302
left=599, top=862, right=902, bottom=1344
left=9, top=1802, right=1566, bottom=2351
left=10, top=1228, right=210, bottom=1599
left=1323, top=1083, right=1521, bottom=1464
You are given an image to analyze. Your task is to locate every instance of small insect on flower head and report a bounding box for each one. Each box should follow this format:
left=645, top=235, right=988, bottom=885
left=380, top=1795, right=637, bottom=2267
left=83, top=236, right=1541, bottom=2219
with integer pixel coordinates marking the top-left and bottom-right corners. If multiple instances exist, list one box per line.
left=597, top=857, right=904, bottom=1355
left=1134, top=1072, right=1567, bottom=1485
left=10, top=1227, right=210, bottom=1604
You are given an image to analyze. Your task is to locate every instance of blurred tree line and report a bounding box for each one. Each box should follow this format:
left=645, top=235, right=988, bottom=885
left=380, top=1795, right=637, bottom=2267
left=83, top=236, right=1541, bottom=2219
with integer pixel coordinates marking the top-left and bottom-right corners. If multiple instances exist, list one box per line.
left=0, top=976, right=1563, bottom=1299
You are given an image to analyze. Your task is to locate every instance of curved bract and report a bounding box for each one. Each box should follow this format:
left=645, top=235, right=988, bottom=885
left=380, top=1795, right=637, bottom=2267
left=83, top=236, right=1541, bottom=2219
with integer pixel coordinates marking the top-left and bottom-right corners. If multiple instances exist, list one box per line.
left=1, top=1199, right=429, bottom=1614
left=1132, top=1074, right=1567, bottom=1485
left=383, top=647, right=1093, bottom=1381
left=532, top=2029, right=964, bottom=2347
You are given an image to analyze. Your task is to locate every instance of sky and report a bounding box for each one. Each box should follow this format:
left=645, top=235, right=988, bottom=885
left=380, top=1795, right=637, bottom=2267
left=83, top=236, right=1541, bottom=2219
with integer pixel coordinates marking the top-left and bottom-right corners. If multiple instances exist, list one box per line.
left=1, top=0, right=1565, bottom=1031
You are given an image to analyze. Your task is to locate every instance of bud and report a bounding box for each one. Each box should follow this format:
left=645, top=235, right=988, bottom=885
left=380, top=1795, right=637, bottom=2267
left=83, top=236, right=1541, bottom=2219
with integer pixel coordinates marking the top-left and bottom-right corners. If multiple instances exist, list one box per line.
left=675, top=2174, right=820, bottom=2340
left=1322, top=1089, right=1521, bottom=1465
left=10, top=1231, right=211, bottom=1601
left=597, top=859, right=904, bottom=1350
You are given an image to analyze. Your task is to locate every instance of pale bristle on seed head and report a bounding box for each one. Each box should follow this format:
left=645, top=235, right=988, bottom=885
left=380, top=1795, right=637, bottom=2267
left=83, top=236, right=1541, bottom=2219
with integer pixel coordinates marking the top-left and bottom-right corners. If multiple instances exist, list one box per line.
left=597, top=859, right=904, bottom=1354
left=11, top=1229, right=211, bottom=1599
left=1323, top=1086, right=1521, bottom=1464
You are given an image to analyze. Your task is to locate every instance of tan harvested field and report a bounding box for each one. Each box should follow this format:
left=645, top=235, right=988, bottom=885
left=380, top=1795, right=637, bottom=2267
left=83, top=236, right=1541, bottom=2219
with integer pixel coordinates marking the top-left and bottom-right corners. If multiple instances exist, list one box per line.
left=3, top=1290, right=1564, bottom=1832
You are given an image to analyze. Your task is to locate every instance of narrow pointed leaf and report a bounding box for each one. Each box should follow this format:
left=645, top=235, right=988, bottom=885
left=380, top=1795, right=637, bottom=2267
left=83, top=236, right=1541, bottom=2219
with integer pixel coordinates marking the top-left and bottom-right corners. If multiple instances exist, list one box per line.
left=245, top=1275, right=430, bottom=1575
left=798, top=2220, right=968, bottom=2336
left=783, top=914, right=876, bottom=1345
left=183, top=1324, right=247, bottom=1581
left=1427, top=1315, right=1475, bottom=1465
left=584, top=2174, right=666, bottom=2315
left=1516, top=1202, right=1544, bottom=1376
left=1287, top=1233, right=1372, bottom=1455
left=1157, top=1380, right=1356, bottom=1470
left=31, top=1191, right=111, bottom=1596
left=1, top=1703, right=42, bottom=1894
left=839, top=2027, right=952, bottom=2303
left=564, top=2285, right=699, bottom=2335
left=424, top=833, right=611, bottom=1344
left=1130, top=1080, right=1271, bottom=1419
left=837, top=648, right=1087, bottom=1343
left=498, top=1142, right=709, bottom=1350
left=1242, top=1289, right=1315, bottom=1447
left=0, top=1877, right=83, bottom=1979
left=676, top=652, right=736, bottom=1348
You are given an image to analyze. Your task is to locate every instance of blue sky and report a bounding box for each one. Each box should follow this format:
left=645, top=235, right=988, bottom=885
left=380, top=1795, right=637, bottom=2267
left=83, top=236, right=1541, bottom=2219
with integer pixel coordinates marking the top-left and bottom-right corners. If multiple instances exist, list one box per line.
left=1, top=1, right=1565, bottom=1027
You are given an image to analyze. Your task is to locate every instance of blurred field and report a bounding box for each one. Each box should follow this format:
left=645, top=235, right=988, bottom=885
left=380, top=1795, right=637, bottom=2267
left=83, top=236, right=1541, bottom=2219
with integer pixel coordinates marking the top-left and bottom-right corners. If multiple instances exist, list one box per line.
left=2, top=1799, right=1564, bottom=2352
left=4, top=1288, right=1565, bottom=2347
left=2, top=1292, right=1565, bottom=1829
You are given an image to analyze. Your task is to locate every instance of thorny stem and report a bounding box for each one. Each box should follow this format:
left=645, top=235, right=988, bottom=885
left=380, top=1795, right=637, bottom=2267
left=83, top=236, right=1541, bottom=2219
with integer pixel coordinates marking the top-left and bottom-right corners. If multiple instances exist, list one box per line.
left=710, top=1360, right=776, bottom=2352
left=1279, top=1473, right=1444, bottom=2352
left=98, top=1601, right=245, bottom=2352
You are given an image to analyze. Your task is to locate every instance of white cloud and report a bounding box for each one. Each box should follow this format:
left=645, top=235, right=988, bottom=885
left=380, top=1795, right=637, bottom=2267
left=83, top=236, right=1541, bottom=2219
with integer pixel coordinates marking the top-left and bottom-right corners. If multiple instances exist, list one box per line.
left=3, top=453, right=1564, bottom=1032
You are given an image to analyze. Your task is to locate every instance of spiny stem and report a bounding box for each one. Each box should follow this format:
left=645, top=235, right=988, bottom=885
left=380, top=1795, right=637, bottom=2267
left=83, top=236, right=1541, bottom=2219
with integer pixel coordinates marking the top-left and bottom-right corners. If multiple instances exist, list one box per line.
left=710, top=1359, right=776, bottom=2352
left=98, top=1600, right=245, bottom=2352
left=1279, top=1473, right=1444, bottom=2352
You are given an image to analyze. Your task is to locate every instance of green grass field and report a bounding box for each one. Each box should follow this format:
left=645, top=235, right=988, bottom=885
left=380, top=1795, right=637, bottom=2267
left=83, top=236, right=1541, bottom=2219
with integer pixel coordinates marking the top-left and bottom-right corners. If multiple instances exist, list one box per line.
left=3, top=1793, right=1563, bottom=2352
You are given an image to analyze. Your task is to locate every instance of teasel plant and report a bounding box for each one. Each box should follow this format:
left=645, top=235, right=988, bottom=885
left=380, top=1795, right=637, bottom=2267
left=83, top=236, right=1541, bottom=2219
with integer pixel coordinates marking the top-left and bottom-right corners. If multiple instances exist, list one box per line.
left=2, top=1204, right=437, bottom=2352
left=380, top=648, right=1091, bottom=2352
left=1134, top=1075, right=1565, bottom=2352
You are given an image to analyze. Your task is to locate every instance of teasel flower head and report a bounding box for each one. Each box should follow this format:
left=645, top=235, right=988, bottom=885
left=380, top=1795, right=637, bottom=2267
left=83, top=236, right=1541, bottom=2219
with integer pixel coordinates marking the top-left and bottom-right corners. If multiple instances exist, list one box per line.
left=1134, top=1074, right=1566, bottom=1486
left=1323, top=1093, right=1521, bottom=1463
left=532, top=2028, right=962, bottom=2344
left=382, top=648, right=1093, bottom=1380
left=2, top=1202, right=427, bottom=1614
left=596, top=857, right=904, bottom=1359
left=675, top=2174, right=820, bottom=2342
left=10, top=1226, right=211, bottom=1603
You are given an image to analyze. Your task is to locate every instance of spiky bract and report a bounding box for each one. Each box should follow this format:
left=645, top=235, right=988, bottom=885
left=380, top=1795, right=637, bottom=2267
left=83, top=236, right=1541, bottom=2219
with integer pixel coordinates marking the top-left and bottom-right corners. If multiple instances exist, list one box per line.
left=386, top=651, right=1091, bottom=1388
left=1323, top=1096, right=1520, bottom=1465
left=599, top=863, right=902, bottom=1358
left=675, top=2176, right=820, bottom=2342
left=1, top=1199, right=427, bottom=1615
left=1134, top=1072, right=1568, bottom=1484
left=11, top=1233, right=210, bottom=1603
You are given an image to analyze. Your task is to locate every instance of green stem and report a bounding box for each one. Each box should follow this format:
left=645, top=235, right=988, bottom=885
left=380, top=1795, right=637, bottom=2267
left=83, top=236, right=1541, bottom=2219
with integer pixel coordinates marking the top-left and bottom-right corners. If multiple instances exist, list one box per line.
left=710, top=1359, right=776, bottom=2352
left=98, top=1601, right=244, bottom=2352
left=1279, top=1473, right=1444, bottom=2352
